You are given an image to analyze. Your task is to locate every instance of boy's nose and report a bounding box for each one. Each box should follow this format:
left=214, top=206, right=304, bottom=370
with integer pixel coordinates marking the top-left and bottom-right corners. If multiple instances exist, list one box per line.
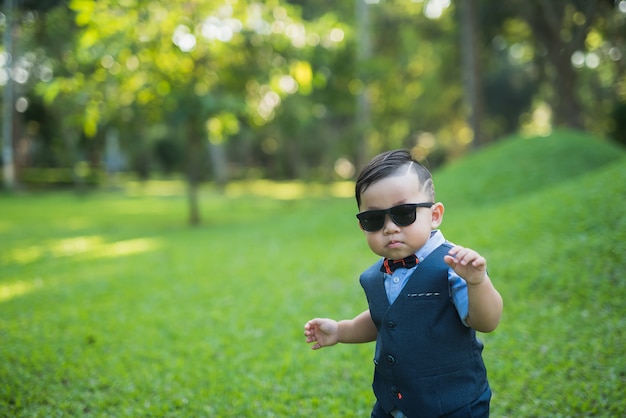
left=382, top=214, right=400, bottom=234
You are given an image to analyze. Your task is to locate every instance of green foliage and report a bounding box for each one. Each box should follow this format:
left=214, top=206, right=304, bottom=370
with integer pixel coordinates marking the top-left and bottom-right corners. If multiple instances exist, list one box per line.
left=1, top=130, right=625, bottom=416
left=7, top=0, right=624, bottom=187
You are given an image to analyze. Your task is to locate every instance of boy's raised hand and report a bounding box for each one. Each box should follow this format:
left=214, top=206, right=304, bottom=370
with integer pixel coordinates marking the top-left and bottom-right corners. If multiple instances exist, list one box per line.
left=444, top=245, right=487, bottom=286
left=304, top=318, right=339, bottom=350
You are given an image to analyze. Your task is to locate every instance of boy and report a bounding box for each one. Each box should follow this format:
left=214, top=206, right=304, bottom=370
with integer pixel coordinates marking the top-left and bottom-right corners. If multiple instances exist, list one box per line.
left=304, top=150, right=503, bottom=418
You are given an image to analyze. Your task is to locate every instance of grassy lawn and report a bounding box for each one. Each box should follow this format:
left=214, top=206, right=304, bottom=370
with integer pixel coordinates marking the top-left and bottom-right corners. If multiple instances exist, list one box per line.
left=1, top=130, right=625, bottom=417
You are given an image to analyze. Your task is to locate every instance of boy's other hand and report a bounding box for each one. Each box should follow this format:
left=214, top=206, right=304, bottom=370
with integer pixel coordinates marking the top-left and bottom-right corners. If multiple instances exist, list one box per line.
left=304, top=318, right=339, bottom=350
left=444, top=245, right=487, bottom=286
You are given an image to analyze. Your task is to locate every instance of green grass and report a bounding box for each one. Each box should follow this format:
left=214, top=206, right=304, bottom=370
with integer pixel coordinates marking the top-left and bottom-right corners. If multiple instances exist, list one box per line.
left=1, top=129, right=625, bottom=417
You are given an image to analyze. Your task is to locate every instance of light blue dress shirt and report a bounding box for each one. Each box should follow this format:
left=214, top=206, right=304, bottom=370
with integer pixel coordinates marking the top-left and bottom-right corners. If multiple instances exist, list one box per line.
left=382, top=230, right=469, bottom=326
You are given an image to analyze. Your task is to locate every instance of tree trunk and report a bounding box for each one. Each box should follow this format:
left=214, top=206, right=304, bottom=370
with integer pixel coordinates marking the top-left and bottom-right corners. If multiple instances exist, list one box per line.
left=2, top=0, right=16, bottom=190
left=355, top=0, right=372, bottom=170
left=458, top=0, right=486, bottom=147
left=185, top=122, right=203, bottom=226
left=525, top=0, right=600, bottom=130
left=207, top=141, right=227, bottom=189
left=548, top=48, right=583, bottom=129
left=187, top=179, right=200, bottom=226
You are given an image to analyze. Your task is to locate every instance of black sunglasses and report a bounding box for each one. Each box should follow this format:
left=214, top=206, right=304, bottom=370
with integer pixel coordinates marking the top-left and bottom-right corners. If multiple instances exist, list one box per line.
left=356, top=203, right=434, bottom=232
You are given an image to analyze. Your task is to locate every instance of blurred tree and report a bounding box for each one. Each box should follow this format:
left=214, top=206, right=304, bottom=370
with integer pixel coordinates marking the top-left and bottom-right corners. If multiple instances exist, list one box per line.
left=516, top=0, right=600, bottom=129
left=458, top=0, right=486, bottom=147
left=609, top=100, right=626, bottom=146
left=479, top=0, right=624, bottom=135
left=40, top=0, right=350, bottom=224
left=354, top=0, right=372, bottom=171
left=154, top=137, right=183, bottom=176
left=19, top=0, right=66, bottom=12
left=2, top=0, right=16, bottom=190
left=5, top=0, right=624, bottom=199
left=31, top=5, right=95, bottom=189
left=356, top=1, right=470, bottom=162
left=2, top=0, right=69, bottom=190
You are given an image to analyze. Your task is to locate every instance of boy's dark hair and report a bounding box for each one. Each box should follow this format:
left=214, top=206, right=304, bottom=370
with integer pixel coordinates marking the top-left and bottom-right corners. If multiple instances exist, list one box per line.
left=355, top=149, right=434, bottom=208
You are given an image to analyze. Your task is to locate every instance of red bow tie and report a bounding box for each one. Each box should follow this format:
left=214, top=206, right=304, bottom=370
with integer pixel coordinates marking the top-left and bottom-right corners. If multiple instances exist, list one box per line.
left=380, top=254, right=418, bottom=274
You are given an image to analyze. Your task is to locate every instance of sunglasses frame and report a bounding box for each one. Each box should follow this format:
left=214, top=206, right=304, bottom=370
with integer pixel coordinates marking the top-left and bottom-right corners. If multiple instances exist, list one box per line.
left=356, top=202, right=434, bottom=232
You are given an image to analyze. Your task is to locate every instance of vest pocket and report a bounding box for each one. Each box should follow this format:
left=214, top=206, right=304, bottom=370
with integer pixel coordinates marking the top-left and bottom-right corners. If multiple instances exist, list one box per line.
left=405, top=291, right=442, bottom=301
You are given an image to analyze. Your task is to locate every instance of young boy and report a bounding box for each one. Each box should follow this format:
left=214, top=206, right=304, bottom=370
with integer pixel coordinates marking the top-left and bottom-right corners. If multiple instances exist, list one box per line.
left=304, top=150, right=503, bottom=418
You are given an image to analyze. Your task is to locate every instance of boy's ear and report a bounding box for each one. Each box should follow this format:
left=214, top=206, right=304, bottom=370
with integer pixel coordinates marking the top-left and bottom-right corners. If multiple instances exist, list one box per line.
left=431, top=202, right=444, bottom=228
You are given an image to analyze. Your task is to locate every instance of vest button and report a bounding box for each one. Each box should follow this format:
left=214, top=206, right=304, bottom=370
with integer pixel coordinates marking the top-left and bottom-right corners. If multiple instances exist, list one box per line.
left=391, top=385, right=399, bottom=395
left=386, top=355, right=395, bottom=365
left=386, top=321, right=396, bottom=329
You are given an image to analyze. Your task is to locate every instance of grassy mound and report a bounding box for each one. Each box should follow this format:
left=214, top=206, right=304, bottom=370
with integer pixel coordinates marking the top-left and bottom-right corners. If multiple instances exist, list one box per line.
left=1, top=129, right=624, bottom=416
left=483, top=158, right=626, bottom=415
left=435, top=129, right=625, bottom=209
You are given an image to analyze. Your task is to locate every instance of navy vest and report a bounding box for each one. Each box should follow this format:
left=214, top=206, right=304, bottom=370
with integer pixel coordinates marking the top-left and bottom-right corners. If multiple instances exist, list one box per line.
left=360, top=244, right=488, bottom=417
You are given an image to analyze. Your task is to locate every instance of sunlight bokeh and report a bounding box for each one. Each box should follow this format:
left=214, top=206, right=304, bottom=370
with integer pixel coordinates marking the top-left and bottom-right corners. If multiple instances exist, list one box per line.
left=224, top=180, right=354, bottom=200
left=2, top=236, right=162, bottom=267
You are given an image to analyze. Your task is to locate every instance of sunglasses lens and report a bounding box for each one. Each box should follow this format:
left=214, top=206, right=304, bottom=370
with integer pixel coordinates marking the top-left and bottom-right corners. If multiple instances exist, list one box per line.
left=390, top=205, right=417, bottom=226
left=357, top=203, right=429, bottom=232
left=358, top=211, right=385, bottom=232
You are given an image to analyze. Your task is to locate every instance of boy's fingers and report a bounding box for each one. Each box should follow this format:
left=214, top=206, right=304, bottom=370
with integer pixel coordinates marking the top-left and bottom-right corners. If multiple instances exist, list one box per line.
left=472, top=257, right=486, bottom=268
left=449, top=247, right=482, bottom=266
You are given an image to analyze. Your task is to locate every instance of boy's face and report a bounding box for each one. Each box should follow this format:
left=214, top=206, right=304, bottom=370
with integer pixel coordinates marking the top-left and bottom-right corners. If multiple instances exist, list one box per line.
left=358, top=171, right=443, bottom=260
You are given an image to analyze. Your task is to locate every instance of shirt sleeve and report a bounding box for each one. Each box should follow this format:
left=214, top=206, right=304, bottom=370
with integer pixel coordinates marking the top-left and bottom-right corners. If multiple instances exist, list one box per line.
left=448, top=269, right=469, bottom=327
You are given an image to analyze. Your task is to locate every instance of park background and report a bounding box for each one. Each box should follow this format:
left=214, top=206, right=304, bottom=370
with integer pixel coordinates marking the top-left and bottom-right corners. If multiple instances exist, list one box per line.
left=1, top=1, right=625, bottom=417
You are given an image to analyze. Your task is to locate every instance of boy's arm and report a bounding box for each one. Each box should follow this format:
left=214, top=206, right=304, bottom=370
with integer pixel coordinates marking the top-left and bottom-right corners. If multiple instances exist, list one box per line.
left=339, top=309, right=378, bottom=343
left=445, top=245, right=503, bottom=333
left=304, top=309, right=377, bottom=350
left=464, top=273, right=502, bottom=332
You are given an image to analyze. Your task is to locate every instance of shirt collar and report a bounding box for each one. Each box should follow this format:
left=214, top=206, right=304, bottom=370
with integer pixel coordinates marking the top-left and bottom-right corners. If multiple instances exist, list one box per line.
left=414, top=229, right=445, bottom=263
